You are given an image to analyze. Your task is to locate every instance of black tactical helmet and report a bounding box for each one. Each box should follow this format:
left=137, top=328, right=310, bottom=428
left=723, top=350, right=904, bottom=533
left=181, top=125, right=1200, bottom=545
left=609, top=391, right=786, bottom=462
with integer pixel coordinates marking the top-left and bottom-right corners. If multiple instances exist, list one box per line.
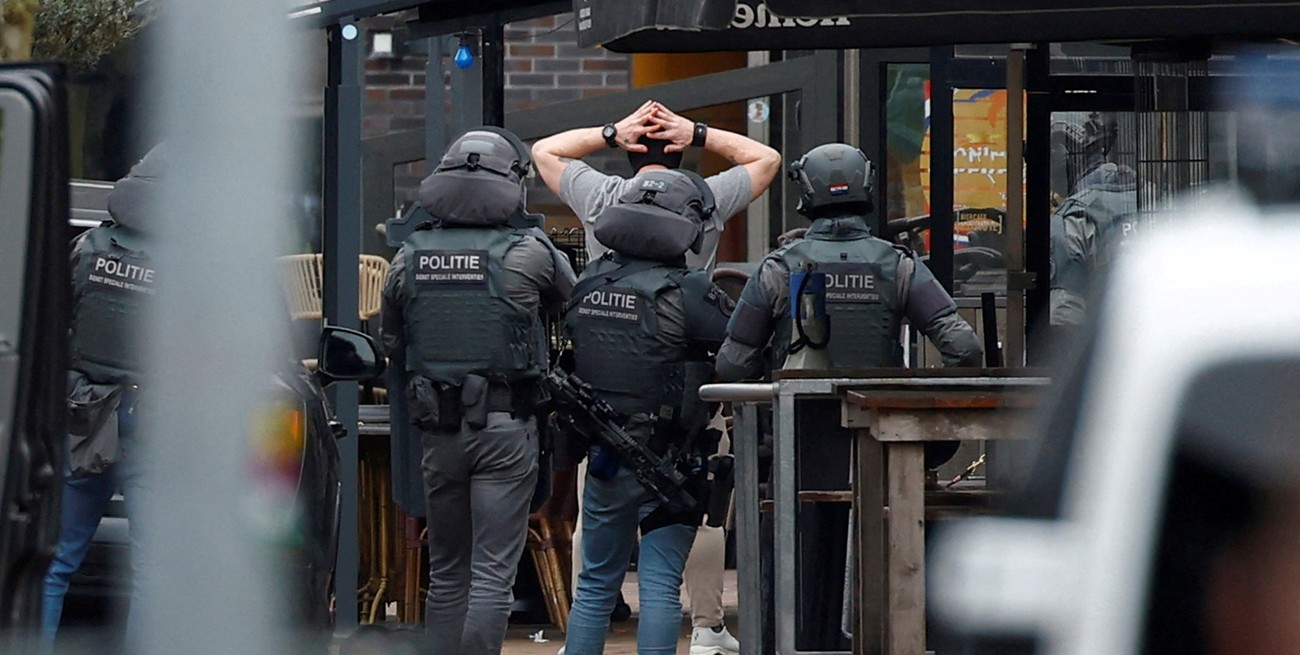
left=434, top=128, right=530, bottom=181
left=593, top=169, right=715, bottom=260
left=1051, top=112, right=1119, bottom=197
left=419, top=127, right=530, bottom=226
left=1051, top=112, right=1117, bottom=158
left=789, top=143, right=875, bottom=216
left=620, top=168, right=716, bottom=227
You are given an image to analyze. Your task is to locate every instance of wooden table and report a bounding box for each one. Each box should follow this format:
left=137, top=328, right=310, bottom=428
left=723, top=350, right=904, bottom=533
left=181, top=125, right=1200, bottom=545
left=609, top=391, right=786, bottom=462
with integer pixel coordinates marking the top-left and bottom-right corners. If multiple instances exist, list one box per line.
left=836, top=372, right=1046, bottom=655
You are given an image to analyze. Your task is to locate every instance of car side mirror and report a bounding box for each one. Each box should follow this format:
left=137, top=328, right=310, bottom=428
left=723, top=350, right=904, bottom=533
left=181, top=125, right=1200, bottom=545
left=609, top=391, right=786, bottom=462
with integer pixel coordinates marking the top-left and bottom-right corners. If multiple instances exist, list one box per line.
left=317, top=326, right=386, bottom=386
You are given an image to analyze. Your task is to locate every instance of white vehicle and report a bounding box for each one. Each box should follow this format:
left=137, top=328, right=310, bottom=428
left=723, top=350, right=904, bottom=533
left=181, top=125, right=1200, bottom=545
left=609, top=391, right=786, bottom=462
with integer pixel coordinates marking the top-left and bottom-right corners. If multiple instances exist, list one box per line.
left=931, top=189, right=1300, bottom=655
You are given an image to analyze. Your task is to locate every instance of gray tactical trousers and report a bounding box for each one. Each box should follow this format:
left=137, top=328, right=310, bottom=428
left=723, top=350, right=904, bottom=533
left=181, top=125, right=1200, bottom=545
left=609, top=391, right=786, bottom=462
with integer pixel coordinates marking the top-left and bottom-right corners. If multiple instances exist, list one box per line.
left=422, top=411, right=539, bottom=655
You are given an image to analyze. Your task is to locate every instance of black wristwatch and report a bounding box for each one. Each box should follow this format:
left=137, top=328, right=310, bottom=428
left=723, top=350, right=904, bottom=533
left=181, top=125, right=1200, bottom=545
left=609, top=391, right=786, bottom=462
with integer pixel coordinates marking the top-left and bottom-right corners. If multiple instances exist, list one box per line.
left=692, top=121, right=708, bottom=148
left=602, top=123, right=619, bottom=148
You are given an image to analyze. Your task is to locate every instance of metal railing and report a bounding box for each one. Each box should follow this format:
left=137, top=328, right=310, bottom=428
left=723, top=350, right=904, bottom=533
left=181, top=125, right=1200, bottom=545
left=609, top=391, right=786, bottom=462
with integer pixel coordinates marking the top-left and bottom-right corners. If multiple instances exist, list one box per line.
left=699, top=383, right=777, bottom=655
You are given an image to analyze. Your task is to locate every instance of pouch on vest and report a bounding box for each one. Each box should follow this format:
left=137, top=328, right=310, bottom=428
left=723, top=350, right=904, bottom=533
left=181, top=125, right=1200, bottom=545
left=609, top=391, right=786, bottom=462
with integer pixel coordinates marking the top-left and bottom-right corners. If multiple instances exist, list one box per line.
left=408, top=376, right=463, bottom=433
left=419, top=171, right=520, bottom=227
left=677, top=361, right=715, bottom=437
left=67, top=371, right=123, bottom=478
left=461, top=374, right=489, bottom=430
left=593, top=204, right=702, bottom=261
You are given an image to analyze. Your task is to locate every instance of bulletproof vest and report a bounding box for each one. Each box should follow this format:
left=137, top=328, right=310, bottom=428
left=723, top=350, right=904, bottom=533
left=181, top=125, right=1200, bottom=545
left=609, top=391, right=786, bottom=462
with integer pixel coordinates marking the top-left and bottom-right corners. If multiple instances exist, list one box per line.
left=401, top=225, right=544, bottom=385
left=565, top=256, right=689, bottom=418
left=71, top=225, right=156, bottom=384
left=1050, top=182, right=1138, bottom=298
left=771, top=219, right=904, bottom=369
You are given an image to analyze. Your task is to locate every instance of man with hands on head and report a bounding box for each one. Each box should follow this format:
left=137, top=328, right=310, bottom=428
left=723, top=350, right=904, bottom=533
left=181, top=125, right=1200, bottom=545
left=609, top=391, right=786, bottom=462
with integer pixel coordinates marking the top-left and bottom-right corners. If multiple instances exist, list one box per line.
left=534, top=101, right=778, bottom=655
left=534, top=100, right=780, bottom=270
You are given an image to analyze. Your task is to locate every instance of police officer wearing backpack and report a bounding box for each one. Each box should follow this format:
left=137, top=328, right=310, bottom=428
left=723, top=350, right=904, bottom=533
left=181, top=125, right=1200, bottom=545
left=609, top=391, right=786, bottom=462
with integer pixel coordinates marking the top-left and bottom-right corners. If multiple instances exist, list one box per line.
left=1049, top=112, right=1140, bottom=327
left=714, top=143, right=980, bottom=649
left=381, top=128, right=574, bottom=655
left=717, top=143, right=981, bottom=378
left=42, top=145, right=167, bottom=651
left=561, top=169, right=734, bottom=655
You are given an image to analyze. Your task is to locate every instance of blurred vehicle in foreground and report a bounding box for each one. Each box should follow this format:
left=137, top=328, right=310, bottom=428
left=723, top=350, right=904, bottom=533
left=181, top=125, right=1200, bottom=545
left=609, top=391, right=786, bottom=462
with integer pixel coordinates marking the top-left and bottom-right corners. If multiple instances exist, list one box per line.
left=0, top=63, right=71, bottom=650
left=931, top=185, right=1300, bottom=655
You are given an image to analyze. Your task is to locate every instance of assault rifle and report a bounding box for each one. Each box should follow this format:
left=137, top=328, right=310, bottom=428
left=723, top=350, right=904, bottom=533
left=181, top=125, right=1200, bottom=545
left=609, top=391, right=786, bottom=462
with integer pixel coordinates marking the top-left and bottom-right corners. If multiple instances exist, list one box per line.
left=544, top=369, right=697, bottom=513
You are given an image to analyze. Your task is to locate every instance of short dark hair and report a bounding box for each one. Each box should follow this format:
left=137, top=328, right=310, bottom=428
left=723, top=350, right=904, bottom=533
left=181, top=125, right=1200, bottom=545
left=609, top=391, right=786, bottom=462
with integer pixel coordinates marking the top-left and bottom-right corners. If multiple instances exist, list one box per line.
left=627, top=135, right=684, bottom=173
left=806, top=201, right=873, bottom=220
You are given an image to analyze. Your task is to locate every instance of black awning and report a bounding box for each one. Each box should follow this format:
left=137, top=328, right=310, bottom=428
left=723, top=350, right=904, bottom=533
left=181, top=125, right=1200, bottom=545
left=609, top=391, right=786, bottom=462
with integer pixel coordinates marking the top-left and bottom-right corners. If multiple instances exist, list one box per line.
left=572, top=0, right=736, bottom=48
left=292, top=0, right=565, bottom=28
left=761, top=1, right=1300, bottom=45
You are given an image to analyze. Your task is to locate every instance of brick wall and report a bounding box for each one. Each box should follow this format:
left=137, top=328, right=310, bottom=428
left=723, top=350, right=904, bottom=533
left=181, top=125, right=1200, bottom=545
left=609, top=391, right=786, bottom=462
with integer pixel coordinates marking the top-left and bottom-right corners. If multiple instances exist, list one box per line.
left=503, top=14, right=629, bottom=111
left=359, top=11, right=631, bottom=215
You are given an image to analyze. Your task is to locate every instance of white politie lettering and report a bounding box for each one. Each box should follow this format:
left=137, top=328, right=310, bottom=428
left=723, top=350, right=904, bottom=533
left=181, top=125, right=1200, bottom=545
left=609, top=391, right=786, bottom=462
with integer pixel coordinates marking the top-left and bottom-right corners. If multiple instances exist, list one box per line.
left=584, top=289, right=637, bottom=310
left=94, top=257, right=156, bottom=284
left=418, top=253, right=482, bottom=270
left=826, top=273, right=875, bottom=290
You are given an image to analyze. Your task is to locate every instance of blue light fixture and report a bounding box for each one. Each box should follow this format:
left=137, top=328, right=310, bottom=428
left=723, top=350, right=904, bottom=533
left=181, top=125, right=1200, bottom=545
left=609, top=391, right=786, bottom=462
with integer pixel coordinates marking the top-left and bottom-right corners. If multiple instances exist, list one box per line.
left=454, top=36, right=474, bottom=69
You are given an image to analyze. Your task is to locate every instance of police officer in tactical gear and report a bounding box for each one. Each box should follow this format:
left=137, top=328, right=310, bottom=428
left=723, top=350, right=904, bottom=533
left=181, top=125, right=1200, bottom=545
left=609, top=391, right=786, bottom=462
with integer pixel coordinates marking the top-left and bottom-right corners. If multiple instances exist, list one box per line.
left=714, top=143, right=980, bottom=650
left=43, top=145, right=168, bottom=651
left=381, top=128, right=575, bottom=655
left=1048, top=112, right=1139, bottom=327
left=561, top=169, right=734, bottom=655
left=716, top=143, right=982, bottom=380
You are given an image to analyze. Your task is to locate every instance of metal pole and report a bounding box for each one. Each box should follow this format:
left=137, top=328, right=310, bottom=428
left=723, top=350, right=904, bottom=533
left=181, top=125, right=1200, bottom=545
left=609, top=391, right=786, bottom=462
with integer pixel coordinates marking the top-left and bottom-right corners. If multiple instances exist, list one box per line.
left=481, top=19, right=505, bottom=127
left=747, top=50, right=772, bottom=260
left=843, top=49, right=861, bottom=147
left=733, top=402, right=766, bottom=655
left=930, top=46, right=956, bottom=293
left=810, top=49, right=844, bottom=145
left=1005, top=46, right=1028, bottom=367
left=1024, top=45, right=1053, bottom=351
left=425, top=37, right=449, bottom=165
left=324, top=18, right=363, bottom=632
left=774, top=388, right=798, bottom=655
left=858, top=52, right=887, bottom=237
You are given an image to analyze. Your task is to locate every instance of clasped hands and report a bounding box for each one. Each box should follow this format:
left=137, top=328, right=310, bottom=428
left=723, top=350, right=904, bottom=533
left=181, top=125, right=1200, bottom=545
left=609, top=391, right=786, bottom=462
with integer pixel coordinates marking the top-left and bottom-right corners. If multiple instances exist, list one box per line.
left=608, top=100, right=697, bottom=153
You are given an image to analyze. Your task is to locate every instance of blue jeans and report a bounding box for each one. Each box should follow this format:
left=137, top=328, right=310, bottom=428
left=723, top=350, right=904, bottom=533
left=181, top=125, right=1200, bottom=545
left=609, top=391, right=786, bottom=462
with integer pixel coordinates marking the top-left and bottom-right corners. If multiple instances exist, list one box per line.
left=42, top=398, right=147, bottom=650
left=564, top=460, right=697, bottom=655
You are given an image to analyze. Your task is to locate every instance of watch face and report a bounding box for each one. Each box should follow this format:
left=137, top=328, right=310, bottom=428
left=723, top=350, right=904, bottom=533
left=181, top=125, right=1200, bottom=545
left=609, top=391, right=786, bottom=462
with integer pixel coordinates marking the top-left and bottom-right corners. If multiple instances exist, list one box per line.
left=603, top=124, right=617, bottom=140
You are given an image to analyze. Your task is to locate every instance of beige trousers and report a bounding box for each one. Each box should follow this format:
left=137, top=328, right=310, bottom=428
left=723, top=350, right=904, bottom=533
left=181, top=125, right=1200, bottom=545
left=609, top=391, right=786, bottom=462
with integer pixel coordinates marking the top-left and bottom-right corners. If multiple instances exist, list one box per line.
left=570, top=412, right=731, bottom=628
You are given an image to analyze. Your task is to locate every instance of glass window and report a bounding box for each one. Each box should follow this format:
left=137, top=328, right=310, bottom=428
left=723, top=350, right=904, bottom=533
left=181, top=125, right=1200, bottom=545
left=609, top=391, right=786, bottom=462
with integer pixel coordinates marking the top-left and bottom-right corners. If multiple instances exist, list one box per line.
left=886, top=65, right=1017, bottom=296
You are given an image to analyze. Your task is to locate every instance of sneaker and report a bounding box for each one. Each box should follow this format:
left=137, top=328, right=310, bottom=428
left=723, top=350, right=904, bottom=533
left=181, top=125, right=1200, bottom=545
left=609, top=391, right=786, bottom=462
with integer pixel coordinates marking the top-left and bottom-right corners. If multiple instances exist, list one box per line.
left=690, top=625, right=740, bottom=655
left=556, top=648, right=565, bottom=655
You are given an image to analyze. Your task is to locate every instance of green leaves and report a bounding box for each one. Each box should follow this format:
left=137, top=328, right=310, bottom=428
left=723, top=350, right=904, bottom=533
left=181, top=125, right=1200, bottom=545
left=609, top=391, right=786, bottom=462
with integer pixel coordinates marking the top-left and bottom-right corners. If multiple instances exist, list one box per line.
left=31, top=0, right=140, bottom=71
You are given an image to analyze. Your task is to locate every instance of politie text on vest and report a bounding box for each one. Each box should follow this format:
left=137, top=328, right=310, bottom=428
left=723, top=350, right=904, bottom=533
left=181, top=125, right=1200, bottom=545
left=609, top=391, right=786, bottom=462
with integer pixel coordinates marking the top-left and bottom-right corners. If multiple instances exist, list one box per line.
left=414, top=249, right=488, bottom=284
left=577, top=288, right=640, bottom=322
left=89, top=256, right=156, bottom=295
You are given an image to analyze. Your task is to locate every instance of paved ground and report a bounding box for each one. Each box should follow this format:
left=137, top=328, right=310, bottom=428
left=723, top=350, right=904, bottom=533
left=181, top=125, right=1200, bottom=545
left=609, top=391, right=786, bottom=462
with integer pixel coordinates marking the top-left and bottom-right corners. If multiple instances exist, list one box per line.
left=500, top=570, right=740, bottom=654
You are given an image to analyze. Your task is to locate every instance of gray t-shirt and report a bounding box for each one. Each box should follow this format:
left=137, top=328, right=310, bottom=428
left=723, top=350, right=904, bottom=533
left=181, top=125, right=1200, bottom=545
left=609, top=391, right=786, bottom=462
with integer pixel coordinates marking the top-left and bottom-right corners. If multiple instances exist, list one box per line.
left=559, top=161, right=753, bottom=271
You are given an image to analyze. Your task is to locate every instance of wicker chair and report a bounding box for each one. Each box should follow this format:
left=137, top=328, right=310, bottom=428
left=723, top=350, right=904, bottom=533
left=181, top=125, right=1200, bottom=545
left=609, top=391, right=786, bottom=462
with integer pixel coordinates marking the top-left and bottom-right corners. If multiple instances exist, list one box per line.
left=279, top=253, right=390, bottom=322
